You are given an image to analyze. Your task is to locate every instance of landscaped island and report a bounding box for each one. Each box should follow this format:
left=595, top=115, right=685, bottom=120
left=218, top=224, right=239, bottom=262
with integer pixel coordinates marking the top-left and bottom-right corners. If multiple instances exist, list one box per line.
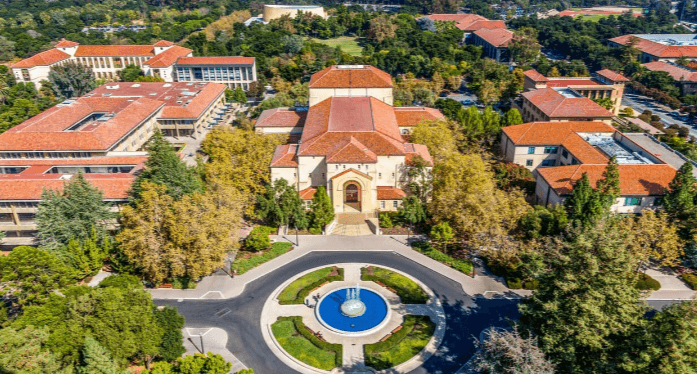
left=364, top=315, right=436, bottom=370
left=271, top=316, right=342, bottom=370
left=361, top=266, right=429, bottom=304
left=278, top=266, right=344, bottom=304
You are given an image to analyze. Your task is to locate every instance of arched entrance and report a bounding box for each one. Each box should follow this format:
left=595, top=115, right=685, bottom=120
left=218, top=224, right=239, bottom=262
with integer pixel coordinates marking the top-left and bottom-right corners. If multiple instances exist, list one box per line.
left=344, top=182, right=361, bottom=212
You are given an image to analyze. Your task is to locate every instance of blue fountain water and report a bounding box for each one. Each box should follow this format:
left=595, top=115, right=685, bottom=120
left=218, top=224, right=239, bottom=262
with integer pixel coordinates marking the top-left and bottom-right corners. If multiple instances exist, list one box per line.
left=317, top=287, right=388, bottom=333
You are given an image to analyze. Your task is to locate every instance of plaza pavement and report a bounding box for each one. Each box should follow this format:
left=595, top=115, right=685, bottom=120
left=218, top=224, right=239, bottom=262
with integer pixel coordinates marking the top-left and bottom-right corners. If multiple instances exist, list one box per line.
left=182, top=327, right=247, bottom=374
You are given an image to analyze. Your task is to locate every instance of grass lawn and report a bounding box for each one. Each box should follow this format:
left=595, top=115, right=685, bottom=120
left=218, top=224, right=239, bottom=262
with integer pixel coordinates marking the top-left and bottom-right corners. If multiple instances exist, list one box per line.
left=232, top=242, right=293, bottom=275
left=576, top=14, right=610, bottom=22
left=271, top=316, right=342, bottom=370
left=308, top=36, right=363, bottom=56
left=411, top=241, right=474, bottom=276
left=277, top=266, right=344, bottom=304
left=361, top=266, right=429, bottom=304
left=364, top=315, right=435, bottom=371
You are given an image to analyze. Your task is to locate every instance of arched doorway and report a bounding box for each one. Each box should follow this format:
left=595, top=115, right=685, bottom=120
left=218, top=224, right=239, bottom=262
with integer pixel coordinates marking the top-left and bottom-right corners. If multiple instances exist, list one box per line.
left=344, top=182, right=361, bottom=212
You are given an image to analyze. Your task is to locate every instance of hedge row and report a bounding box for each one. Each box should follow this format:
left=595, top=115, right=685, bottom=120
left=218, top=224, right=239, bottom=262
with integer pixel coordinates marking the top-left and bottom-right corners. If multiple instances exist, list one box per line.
left=412, top=241, right=474, bottom=275
left=362, top=266, right=429, bottom=304
left=682, top=273, right=697, bottom=290
left=283, top=316, right=342, bottom=368
left=636, top=273, right=661, bottom=291
left=278, top=267, right=344, bottom=305
left=364, top=315, right=435, bottom=370
left=232, top=242, right=292, bottom=275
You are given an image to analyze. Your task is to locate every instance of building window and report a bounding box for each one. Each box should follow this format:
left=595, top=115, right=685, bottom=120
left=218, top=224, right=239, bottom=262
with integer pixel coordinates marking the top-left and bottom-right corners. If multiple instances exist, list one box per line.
left=393, top=201, right=399, bottom=208
left=562, top=149, right=569, bottom=158
left=305, top=200, right=311, bottom=209
left=358, top=165, right=361, bottom=170
left=541, top=159, right=555, bottom=167
left=653, top=197, right=663, bottom=206
left=624, top=197, right=642, bottom=206
left=544, top=146, right=558, bottom=154
left=336, top=165, right=339, bottom=170
left=380, top=201, right=385, bottom=209
left=379, top=173, right=382, bottom=178
left=392, top=173, right=395, bottom=178
left=528, top=147, right=535, bottom=154
left=526, top=160, right=533, bottom=166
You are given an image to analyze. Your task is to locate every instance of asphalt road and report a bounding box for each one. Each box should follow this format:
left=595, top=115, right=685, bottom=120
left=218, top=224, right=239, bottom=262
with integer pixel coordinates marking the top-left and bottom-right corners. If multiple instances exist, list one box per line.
left=156, top=251, right=521, bottom=374
left=155, top=251, right=678, bottom=374
left=622, top=92, right=697, bottom=137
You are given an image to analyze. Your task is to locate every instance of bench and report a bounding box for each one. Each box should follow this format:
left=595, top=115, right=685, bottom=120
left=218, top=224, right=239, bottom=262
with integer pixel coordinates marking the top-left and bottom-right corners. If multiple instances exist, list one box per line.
left=379, top=333, right=392, bottom=342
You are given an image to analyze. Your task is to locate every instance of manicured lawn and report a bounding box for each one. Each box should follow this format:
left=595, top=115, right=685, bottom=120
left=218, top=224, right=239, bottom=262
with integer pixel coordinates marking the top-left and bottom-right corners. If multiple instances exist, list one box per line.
left=277, top=266, right=344, bottom=304
left=361, top=266, right=428, bottom=304
left=308, top=36, right=363, bottom=55
left=271, top=316, right=342, bottom=370
left=232, top=242, right=293, bottom=275
left=364, top=315, right=435, bottom=371
left=411, top=241, right=474, bottom=276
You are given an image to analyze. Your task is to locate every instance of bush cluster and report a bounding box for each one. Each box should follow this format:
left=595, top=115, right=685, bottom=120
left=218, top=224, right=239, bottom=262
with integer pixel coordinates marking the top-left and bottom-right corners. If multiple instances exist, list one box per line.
left=244, top=226, right=276, bottom=251
left=280, top=316, right=342, bottom=367
left=412, top=241, right=474, bottom=275
left=635, top=273, right=661, bottom=291
left=682, top=273, right=697, bottom=290
left=279, top=268, right=344, bottom=305
left=364, top=315, right=435, bottom=370
left=232, top=242, right=292, bottom=274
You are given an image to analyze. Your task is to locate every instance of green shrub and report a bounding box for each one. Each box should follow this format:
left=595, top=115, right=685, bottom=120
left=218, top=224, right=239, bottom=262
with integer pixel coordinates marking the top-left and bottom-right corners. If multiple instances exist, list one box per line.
left=308, top=227, right=322, bottom=235
left=98, top=274, right=142, bottom=289
left=379, top=212, right=394, bottom=228
left=412, top=241, right=474, bottom=275
left=636, top=273, right=661, bottom=291
left=522, top=279, right=539, bottom=290
left=245, top=226, right=275, bottom=251
left=278, top=267, right=344, bottom=304
left=361, top=266, right=428, bottom=304
left=507, top=278, right=522, bottom=289
left=682, top=273, right=697, bottom=290
left=271, top=316, right=342, bottom=370
left=232, top=242, right=293, bottom=274
left=364, top=315, right=435, bottom=370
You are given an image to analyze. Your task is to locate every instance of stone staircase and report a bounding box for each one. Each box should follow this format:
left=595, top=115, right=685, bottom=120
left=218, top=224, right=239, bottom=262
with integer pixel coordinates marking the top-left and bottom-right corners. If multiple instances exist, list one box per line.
left=330, top=212, right=377, bottom=236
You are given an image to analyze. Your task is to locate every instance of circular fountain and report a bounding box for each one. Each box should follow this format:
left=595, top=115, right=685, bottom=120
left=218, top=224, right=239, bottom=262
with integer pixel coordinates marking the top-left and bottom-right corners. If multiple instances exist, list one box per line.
left=315, top=284, right=389, bottom=335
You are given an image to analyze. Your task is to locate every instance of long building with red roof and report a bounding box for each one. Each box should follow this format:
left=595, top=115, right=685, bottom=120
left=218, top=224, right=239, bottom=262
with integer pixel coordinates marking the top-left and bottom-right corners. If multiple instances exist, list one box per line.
left=608, top=34, right=697, bottom=63
left=422, top=13, right=512, bottom=62
left=12, top=39, right=257, bottom=91
left=501, top=121, right=677, bottom=213
left=260, top=65, right=440, bottom=213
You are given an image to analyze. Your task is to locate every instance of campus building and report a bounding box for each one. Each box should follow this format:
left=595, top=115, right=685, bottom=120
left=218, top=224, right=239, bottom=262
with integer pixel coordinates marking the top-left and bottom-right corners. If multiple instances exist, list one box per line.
left=422, top=14, right=506, bottom=42
left=642, top=61, right=697, bottom=95
left=608, top=34, right=697, bottom=63
left=423, top=14, right=511, bottom=61
left=522, top=68, right=629, bottom=115
left=0, top=82, right=226, bottom=244
left=500, top=121, right=677, bottom=213
left=256, top=65, right=443, bottom=214
left=11, top=39, right=258, bottom=91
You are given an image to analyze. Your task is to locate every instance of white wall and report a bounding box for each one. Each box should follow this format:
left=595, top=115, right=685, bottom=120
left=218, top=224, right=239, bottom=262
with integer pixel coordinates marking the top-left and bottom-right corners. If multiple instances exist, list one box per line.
left=309, top=87, right=393, bottom=106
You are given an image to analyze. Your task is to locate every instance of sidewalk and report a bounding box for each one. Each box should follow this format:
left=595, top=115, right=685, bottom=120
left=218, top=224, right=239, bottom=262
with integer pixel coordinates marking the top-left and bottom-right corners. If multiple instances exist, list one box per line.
left=148, top=235, right=525, bottom=300
left=183, top=327, right=247, bottom=373
left=645, top=268, right=697, bottom=300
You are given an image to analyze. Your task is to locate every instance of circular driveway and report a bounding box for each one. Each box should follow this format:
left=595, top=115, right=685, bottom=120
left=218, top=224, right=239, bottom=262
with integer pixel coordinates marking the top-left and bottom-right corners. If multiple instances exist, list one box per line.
left=156, top=251, right=521, bottom=374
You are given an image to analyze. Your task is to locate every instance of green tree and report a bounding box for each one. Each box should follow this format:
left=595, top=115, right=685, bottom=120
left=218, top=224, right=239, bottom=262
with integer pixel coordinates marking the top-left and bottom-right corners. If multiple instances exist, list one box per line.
left=473, top=327, right=555, bottom=374
left=281, top=34, right=304, bottom=55
left=0, top=36, right=15, bottom=62
left=256, top=178, right=308, bottom=229
left=48, top=61, right=96, bottom=98
left=519, top=220, right=646, bottom=374
left=430, top=222, right=453, bottom=250
left=119, top=64, right=145, bottom=82
left=131, top=131, right=204, bottom=201
left=663, top=162, right=697, bottom=230
left=154, top=307, right=186, bottom=362
left=596, top=156, right=620, bottom=211
left=145, top=353, right=231, bottom=374
left=406, top=155, right=433, bottom=204
left=309, top=186, right=334, bottom=230
left=35, top=173, right=116, bottom=248
left=564, top=173, right=603, bottom=228
left=509, top=27, right=541, bottom=65
left=245, top=226, right=272, bottom=251
left=399, top=195, right=426, bottom=237
left=0, top=246, right=76, bottom=307
left=51, top=228, right=111, bottom=278
left=78, top=336, right=126, bottom=374
left=98, top=274, right=142, bottom=290
left=0, top=325, right=67, bottom=374
left=503, top=108, right=523, bottom=127
left=232, top=86, right=247, bottom=104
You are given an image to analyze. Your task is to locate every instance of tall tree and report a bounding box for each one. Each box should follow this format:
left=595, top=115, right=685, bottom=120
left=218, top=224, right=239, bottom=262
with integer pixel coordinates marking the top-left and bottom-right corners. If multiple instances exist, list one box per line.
left=154, top=307, right=186, bottom=362
left=503, top=108, right=523, bottom=127
left=309, top=186, right=334, bottom=230
left=0, top=325, right=68, bottom=374
left=131, top=131, right=204, bottom=201
left=368, top=15, right=397, bottom=42
left=256, top=178, right=308, bottom=229
left=596, top=156, right=620, bottom=211
left=519, top=220, right=647, bottom=374
left=233, top=86, right=247, bottom=104
left=405, top=155, right=433, bottom=204
left=48, top=61, right=96, bottom=98
left=617, top=210, right=683, bottom=268
left=509, top=27, right=541, bottom=66
left=35, top=173, right=116, bottom=248
left=663, top=162, right=697, bottom=228
left=78, top=336, right=126, bottom=374
left=472, top=327, right=555, bottom=374
left=564, top=173, right=603, bottom=228
left=399, top=195, right=427, bottom=236
left=119, top=64, right=145, bottom=82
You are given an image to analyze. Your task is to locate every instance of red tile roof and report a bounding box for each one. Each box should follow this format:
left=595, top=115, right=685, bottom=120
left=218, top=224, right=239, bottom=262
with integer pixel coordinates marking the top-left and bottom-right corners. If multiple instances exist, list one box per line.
left=394, top=107, right=445, bottom=127
left=560, top=133, right=609, bottom=164
left=74, top=45, right=156, bottom=57
left=521, top=88, right=614, bottom=119
left=327, top=137, right=378, bottom=163
left=609, top=35, right=697, bottom=58
left=502, top=121, right=616, bottom=144
left=176, top=57, right=255, bottom=65
left=331, top=168, right=372, bottom=180
left=55, top=39, right=79, bottom=47
left=270, top=144, right=298, bottom=167
left=404, top=143, right=434, bottom=165
left=473, top=28, right=514, bottom=47
left=377, top=186, right=406, bottom=200
left=299, top=187, right=316, bottom=200
left=309, top=65, right=393, bottom=88
left=0, top=156, right=148, bottom=168
left=144, top=45, right=192, bottom=67
left=523, top=69, right=548, bottom=82
left=546, top=79, right=600, bottom=87
left=89, top=82, right=226, bottom=120
left=424, top=14, right=506, bottom=32
left=596, top=69, right=630, bottom=82
left=12, top=49, right=71, bottom=68
left=0, top=97, right=164, bottom=151
left=153, top=40, right=174, bottom=47
left=0, top=176, right=135, bottom=201
left=537, top=164, right=676, bottom=196
left=642, top=61, right=697, bottom=82
left=256, top=107, right=307, bottom=128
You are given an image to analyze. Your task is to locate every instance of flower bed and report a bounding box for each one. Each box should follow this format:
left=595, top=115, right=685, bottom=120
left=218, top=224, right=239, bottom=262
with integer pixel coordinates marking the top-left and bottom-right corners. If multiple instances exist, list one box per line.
left=364, top=315, right=435, bottom=370
left=232, top=242, right=293, bottom=275
left=361, top=266, right=428, bottom=304
left=271, top=316, right=342, bottom=370
left=277, top=266, right=344, bottom=304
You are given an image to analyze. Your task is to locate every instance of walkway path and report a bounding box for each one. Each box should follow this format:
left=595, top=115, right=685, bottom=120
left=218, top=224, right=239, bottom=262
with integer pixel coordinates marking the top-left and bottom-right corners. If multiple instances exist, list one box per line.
left=645, top=268, right=696, bottom=300
left=183, top=327, right=247, bottom=373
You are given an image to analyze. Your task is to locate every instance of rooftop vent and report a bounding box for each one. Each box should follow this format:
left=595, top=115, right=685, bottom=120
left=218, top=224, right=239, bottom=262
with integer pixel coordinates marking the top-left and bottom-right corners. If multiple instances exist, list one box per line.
left=106, top=84, right=119, bottom=90
left=163, top=83, right=172, bottom=87
left=336, top=65, right=366, bottom=69
left=149, top=92, right=157, bottom=96
left=131, top=83, right=141, bottom=88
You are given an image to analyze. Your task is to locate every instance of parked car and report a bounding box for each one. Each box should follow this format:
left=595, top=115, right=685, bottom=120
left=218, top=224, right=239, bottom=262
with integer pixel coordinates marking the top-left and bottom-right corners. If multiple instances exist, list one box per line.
left=461, top=99, right=474, bottom=106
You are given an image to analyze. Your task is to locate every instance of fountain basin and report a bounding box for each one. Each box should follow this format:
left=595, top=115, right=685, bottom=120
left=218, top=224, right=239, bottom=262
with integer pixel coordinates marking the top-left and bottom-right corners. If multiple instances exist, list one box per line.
left=315, top=287, right=390, bottom=335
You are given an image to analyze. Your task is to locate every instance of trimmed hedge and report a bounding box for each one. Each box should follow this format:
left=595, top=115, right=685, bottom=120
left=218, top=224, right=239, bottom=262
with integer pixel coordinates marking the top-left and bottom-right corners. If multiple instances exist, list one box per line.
left=232, top=242, right=292, bottom=275
left=682, top=273, right=697, bottom=290
left=362, top=266, right=429, bottom=304
left=636, top=273, right=661, bottom=291
left=272, top=316, right=342, bottom=369
left=505, top=278, right=539, bottom=290
left=364, top=315, right=435, bottom=371
left=278, top=267, right=344, bottom=305
left=412, top=241, right=474, bottom=275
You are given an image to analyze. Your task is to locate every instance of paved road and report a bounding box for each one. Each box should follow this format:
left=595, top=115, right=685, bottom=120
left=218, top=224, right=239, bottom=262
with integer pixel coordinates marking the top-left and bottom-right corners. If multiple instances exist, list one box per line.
left=622, top=92, right=697, bottom=137
left=156, top=251, right=521, bottom=374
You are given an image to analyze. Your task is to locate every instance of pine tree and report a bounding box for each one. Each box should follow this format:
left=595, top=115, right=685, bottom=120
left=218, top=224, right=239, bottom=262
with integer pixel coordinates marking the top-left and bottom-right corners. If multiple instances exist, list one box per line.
left=596, top=156, right=620, bottom=211
left=503, top=108, right=523, bottom=127
left=664, top=162, right=697, bottom=225
left=78, top=336, right=125, bottom=374
left=309, top=186, right=334, bottom=229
